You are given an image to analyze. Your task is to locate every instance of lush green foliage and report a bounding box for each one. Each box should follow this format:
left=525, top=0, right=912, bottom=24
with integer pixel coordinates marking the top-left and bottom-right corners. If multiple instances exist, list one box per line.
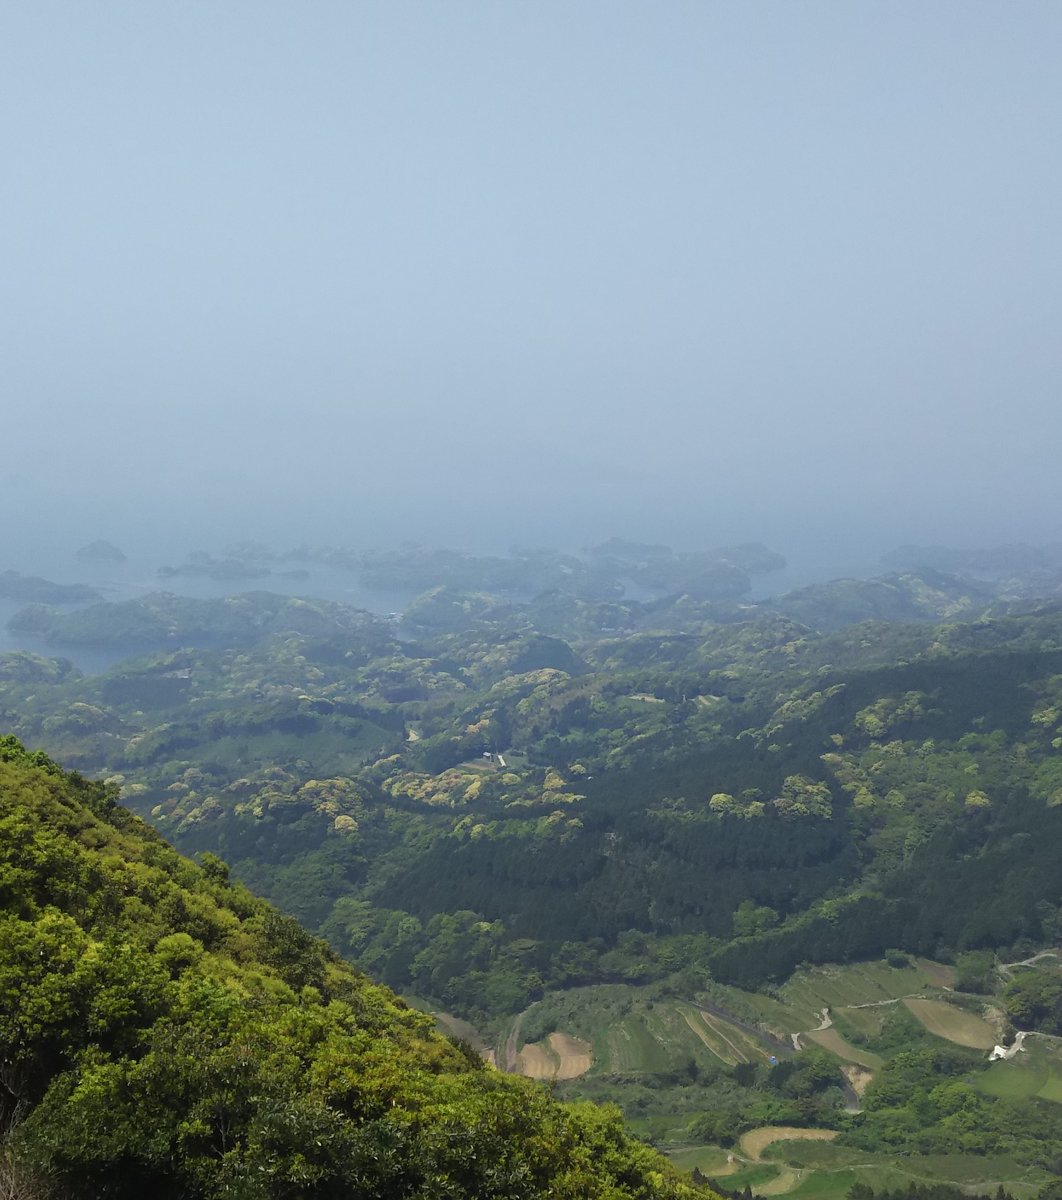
left=848, top=1186, right=1018, bottom=1200
left=1004, top=969, right=1062, bottom=1035
left=7, top=556, right=1062, bottom=1027
left=0, top=737, right=710, bottom=1199
left=11, top=539, right=1062, bottom=1194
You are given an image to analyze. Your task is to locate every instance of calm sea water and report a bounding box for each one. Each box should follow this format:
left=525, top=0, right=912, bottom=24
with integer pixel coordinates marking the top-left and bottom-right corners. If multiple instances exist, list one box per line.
left=0, top=551, right=415, bottom=675
left=1, top=541, right=880, bottom=675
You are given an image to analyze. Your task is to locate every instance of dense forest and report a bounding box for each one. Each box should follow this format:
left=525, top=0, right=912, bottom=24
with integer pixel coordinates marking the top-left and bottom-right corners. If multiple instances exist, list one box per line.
left=7, top=538, right=1062, bottom=1196
left=6, top=542, right=1062, bottom=1020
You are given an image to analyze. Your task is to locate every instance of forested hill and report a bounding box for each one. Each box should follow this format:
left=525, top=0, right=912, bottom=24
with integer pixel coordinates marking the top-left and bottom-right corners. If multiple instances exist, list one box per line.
left=0, top=736, right=712, bottom=1199
left=6, top=557, right=1062, bottom=1027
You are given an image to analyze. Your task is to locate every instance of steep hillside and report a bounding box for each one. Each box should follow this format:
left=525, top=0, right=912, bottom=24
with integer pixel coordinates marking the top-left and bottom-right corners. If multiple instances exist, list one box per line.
left=0, top=736, right=710, bottom=1199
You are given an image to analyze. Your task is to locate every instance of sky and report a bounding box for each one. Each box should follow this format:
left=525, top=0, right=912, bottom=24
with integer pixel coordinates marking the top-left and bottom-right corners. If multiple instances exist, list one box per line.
left=3, top=2, right=1061, bottom=569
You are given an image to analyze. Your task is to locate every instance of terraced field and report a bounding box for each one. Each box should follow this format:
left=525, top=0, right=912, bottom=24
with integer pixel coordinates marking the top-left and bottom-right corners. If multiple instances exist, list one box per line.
left=501, top=958, right=1060, bottom=1198
left=665, top=1145, right=737, bottom=1177
left=674, top=1002, right=774, bottom=1065
left=832, top=1003, right=888, bottom=1041
left=504, top=988, right=783, bottom=1080
left=600, top=1007, right=677, bottom=1072
left=778, top=960, right=939, bottom=1024
left=669, top=1138, right=1049, bottom=1200
left=591, top=1005, right=741, bottom=1073
left=506, top=959, right=984, bottom=1087
left=776, top=960, right=1001, bottom=1062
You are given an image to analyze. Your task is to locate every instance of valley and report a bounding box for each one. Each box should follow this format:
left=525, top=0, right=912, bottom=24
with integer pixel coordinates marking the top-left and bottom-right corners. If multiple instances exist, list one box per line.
left=7, top=537, right=1062, bottom=1196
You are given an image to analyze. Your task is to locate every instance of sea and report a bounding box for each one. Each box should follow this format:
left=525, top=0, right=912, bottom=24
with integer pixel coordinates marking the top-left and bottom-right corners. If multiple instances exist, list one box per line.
left=0, top=548, right=415, bottom=674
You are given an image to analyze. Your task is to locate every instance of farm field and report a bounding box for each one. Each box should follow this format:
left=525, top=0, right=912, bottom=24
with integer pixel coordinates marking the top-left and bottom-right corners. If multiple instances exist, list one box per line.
left=666, top=1136, right=1049, bottom=1200
left=777, top=959, right=944, bottom=1024
left=666, top=1144, right=739, bottom=1176
left=738, top=1126, right=839, bottom=1160
left=673, top=1002, right=776, bottom=1066
left=699, top=981, right=812, bottom=1036
left=716, top=1162, right=785, bottom=1193
left=505, top=961, right=993, bottom=1085
left=515, top=1032, right=593, bottom=1080
left=902, top=997, right=998, bottom=1049
left=500, top=958, right=1060, bottom=1198
left=977, top=1035, right=1062, bottom=1103
left=503, top=986, right=784, bottom=1081
left=915, top=957, right=958, bottom=988
left=832, top=1004, right=887, bottom=1041
left=804, top=1027, right=883, bottom=1070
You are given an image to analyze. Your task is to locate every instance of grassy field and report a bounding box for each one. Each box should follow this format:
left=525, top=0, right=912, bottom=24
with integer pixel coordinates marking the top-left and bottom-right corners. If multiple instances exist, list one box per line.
left=665, top=1145, right=737, bottom=1175
left=902, top=997, right=998, bottom=1049
left=977, top=1036, right=1062, bottom=1103
left=804, top=1027, right=884, bottom=1069
left=831, top=1004, right=887, bottom=1041
left=777, top=960, right=940, bottom=1022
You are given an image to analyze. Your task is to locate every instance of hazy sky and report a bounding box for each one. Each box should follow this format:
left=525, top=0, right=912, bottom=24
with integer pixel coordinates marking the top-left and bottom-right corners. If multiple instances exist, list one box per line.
left=3, top=2, right=1061, bottom=565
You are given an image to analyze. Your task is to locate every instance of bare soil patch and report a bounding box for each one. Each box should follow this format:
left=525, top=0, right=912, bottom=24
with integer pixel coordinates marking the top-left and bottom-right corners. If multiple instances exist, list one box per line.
left=548, top=1032, right=593, bottom=1079
left=514, top=1032, right=593, bottom=1080
left=841, top=1064, right=874, bottom=1097
left=515, top=1041, right=557, bottom=1079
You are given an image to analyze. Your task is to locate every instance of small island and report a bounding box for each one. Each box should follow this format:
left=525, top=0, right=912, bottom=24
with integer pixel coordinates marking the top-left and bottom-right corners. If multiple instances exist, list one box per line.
left=75, top=539, right=126, bottom=564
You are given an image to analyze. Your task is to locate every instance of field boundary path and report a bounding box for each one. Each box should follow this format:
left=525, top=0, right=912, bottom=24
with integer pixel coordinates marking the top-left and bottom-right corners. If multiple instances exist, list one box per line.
left=999, top=950, right=1062, bottom=978
left=687, top=998, right=793, bottom=1058
left=502, top=1008, right=529, bottom=1073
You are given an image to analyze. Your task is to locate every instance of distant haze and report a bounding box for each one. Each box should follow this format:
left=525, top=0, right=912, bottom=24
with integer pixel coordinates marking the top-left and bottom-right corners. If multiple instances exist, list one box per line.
left=3, top=2, right=1062, bottom=570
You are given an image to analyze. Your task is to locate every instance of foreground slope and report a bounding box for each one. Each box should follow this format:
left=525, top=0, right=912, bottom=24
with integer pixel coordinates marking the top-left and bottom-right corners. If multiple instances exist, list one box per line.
left=0, top=737, right=710, bottom=1200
